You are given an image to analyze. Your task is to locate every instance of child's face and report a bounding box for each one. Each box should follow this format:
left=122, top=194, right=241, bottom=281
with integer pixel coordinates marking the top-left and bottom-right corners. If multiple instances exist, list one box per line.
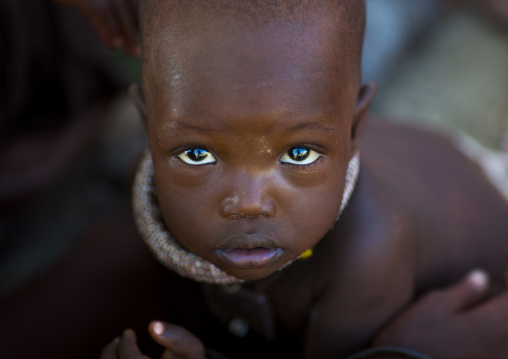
left=141, top=14, right=368, bottom=281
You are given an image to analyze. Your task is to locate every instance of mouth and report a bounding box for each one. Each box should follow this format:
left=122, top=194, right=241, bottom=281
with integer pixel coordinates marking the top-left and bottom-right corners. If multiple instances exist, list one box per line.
left=218, top=248, right=283, bottom=269
left=216, top=234, right=284, bottom=269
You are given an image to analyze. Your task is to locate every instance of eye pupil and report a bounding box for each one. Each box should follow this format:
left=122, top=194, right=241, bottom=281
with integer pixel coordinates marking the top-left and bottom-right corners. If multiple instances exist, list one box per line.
left=290, top=148, right=309, bottom=161
left=187, top=149, right=208, bottom=162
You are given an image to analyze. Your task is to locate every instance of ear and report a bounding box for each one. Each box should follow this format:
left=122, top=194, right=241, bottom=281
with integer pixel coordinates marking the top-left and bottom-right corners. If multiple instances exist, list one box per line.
left=351, top=82, right=377, bottom=152
left=129, top=83, right=148, bottom=131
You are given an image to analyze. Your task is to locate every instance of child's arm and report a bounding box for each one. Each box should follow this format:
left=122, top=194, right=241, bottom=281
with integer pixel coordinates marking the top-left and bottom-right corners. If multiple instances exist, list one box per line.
left=51, top=0, right=140, bottom=56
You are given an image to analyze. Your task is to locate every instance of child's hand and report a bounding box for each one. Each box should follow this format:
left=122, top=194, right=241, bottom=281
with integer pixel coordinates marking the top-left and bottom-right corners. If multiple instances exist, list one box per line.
left=373, top=270, right=508, bottom=359
left=51, top=0, right=140, bottom=56
left=148, top=321, right=207, bottom=359
left=100, top=322, right=207, bottom=359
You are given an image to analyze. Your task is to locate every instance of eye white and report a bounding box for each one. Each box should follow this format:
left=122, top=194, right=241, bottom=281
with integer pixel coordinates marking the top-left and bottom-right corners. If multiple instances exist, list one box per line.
left=280, top=147, right=321, bottom=165
left=178, top=148, right=216, bottom=165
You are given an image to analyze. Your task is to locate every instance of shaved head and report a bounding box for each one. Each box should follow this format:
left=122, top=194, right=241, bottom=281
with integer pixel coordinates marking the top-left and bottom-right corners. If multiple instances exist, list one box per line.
left=140, top=0, right=366, bottom=89
left=140, top=0, right=365, bottom=27
left=138, top=0, right=369, bottom=143
left=137, top=2, right=375, bottom=281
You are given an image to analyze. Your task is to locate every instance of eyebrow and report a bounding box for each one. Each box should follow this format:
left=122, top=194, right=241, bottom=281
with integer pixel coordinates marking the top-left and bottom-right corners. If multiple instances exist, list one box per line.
left=162, top=120, right=337, bottom=135
left=286, top=122, right=338, bottom=134
left=162, top=121, right=217, bottom=134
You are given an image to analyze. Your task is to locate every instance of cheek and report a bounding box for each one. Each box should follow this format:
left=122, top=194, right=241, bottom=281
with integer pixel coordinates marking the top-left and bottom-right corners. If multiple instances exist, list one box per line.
left=151, top=157, right=222, bottom=251
left=283, top=168, right=345, bottom=247
left=151, top=150, right=348, bottom=255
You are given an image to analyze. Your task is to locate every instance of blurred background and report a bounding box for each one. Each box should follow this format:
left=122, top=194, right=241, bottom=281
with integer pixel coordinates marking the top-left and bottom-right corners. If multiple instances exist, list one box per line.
left=0, top=0, right=507, bottom=299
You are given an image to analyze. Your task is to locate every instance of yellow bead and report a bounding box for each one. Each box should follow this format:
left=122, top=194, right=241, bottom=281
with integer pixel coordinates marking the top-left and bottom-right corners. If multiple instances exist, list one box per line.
left=299, top=249, right=313, bottom=259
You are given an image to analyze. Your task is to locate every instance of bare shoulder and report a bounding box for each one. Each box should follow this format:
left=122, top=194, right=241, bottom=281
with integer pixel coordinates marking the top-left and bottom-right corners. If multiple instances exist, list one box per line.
left=362, top=118, right=508, bottom=290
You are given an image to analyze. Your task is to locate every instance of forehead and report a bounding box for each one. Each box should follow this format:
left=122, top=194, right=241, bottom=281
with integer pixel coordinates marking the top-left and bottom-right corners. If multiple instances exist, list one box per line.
left=142, top=11, right=357, bottom=128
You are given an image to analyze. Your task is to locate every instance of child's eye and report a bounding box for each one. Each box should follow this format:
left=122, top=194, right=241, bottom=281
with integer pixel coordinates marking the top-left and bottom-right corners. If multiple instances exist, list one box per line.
left=280, top=147, right=321, bottom=165
left=178, top=148, right=216, bottom=165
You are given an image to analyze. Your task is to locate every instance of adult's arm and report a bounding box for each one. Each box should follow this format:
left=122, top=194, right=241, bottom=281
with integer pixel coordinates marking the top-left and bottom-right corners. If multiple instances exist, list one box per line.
left=371, top=269, right=508, bottom=359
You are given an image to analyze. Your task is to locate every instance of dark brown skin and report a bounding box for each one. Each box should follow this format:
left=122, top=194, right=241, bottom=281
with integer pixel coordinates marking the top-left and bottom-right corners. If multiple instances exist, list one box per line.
left=3, top=2, right=508, bottom=359
left=3, top=213, right=508, bottom=359
left=127, top=5, right=508, bottom=358
left=373, top=270, right=508, bottom=358
left=98, top=269, right=508, bottom=359
left=144, top=10, right=361, bottom=283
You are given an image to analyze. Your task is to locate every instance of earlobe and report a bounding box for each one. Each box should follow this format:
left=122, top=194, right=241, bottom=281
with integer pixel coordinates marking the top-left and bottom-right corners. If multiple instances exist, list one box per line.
left=351, top=82, right=377, bottom=151
left=129, top=83, right=148, bottom=130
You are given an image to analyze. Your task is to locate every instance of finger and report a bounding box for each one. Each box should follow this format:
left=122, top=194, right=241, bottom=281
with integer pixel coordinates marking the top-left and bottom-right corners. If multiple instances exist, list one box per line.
left=118, top=329, right=150, bottom=359
left=474, top=271, right=508, bottom=317
left=441, top=269, right=490, bottom=312
left=100, top=338, right=120, bottom=359
left=149, top=321, right=206, bottom=359
left=464, top=277, right=508, bottom=349
left=110, top=0, right=139, bottom=56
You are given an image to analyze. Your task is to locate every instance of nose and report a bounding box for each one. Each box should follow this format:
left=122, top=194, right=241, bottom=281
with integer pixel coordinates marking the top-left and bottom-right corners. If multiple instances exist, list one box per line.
left=220, top=172, right=277, bottom=219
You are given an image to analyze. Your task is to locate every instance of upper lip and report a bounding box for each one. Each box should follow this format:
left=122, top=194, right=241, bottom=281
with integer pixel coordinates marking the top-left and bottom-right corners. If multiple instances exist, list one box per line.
left=219, top=234, right=279, bottom=250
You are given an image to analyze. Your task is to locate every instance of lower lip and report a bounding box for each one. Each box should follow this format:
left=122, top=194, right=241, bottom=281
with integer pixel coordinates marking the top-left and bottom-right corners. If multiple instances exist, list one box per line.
left=218, top=248, right=282, bottom=269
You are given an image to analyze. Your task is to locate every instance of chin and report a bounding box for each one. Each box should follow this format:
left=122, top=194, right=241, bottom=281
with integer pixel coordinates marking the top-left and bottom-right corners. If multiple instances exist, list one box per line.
left=224, top=266, right=280, bottom=282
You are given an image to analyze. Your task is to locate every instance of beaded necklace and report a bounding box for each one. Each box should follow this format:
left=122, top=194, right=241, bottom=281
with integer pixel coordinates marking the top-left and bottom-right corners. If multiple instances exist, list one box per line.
left=133, top=150, right=360, bottom=285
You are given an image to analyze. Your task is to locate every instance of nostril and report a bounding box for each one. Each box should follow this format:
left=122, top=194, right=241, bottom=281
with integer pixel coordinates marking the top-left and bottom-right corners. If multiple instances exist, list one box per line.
left=221, top=201, right=275, bottom=219
left=221, top=188, right=276, bottom=219
left=222, top=195, right=239, bottom=216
